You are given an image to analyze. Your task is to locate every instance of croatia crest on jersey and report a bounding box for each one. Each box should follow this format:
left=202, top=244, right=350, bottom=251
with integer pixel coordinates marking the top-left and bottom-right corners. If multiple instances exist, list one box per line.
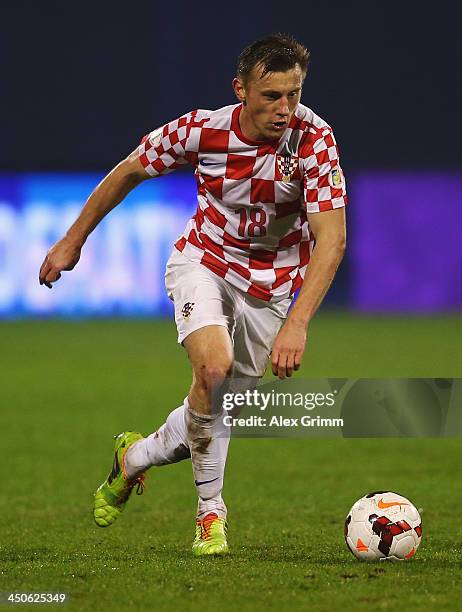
left=276, top=154, right=299, bottom=183
left=181, top=302, right=195, bottom=319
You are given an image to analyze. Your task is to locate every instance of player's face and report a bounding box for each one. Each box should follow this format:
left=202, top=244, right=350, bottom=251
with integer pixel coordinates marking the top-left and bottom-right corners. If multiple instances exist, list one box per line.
left=234, top=64, right=304, bottom=141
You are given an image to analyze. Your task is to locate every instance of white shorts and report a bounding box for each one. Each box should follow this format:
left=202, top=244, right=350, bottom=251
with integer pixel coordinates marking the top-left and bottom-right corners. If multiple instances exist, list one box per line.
left=165, top=249, right=291, bottom=378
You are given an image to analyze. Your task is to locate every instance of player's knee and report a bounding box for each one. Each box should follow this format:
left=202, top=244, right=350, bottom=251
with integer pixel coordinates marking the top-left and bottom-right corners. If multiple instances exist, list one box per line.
left=189, top=358, right=233, bottom=414
left=192, top=360, right=233, bottom=407
left=200, top=361, right=233, bottom=391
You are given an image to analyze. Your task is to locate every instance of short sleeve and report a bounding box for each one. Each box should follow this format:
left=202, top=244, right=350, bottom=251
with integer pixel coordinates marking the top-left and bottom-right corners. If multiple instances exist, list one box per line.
left=138, top=111, right=198, bottom=177
left=302, top=128, right=348, bottom=213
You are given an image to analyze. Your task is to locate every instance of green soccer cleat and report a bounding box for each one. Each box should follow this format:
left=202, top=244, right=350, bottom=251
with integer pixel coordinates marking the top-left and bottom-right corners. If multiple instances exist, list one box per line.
left=192, top=512, right=229, bottom=556
left=93, top=431, right=145, bottom=528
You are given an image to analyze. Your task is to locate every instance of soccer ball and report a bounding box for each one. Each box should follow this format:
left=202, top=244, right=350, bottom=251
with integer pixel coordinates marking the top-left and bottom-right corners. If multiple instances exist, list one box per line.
left=344, top=491, right=422, bottom=561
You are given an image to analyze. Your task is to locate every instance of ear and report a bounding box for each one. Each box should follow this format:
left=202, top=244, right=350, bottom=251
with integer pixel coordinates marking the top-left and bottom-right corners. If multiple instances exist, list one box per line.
left=232, top=77, right=246, bottom=103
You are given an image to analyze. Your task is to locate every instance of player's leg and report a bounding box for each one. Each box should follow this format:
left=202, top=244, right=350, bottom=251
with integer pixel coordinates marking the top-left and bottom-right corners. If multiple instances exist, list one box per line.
left=93, top=400, right=194, bottom=528
left=183, top=324, right=234, bottom=555
left=184, top=325, right=233, bottom=513
left=124, top=322, right=234, bottom=515
left=99, top=323, right=234, bottom=549
left=184, top=291, right=292, bottom=554
left=93, top=250, right=236, bottom=540
left=123, top=251, right=235, bottom=493
left=183, top=289, right=292, bottom=554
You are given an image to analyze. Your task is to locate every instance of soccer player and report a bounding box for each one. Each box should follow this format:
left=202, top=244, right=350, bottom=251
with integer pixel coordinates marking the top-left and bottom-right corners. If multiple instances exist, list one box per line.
left=38, top=34, right=347, bottom=556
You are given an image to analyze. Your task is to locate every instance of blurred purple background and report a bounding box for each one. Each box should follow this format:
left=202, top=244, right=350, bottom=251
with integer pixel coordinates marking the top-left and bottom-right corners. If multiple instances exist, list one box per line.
left=350, top=173, right=462, bottom=312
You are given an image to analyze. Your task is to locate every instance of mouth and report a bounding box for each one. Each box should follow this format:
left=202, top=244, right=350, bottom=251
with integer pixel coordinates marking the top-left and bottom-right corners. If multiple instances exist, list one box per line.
left=271, top=121, right=287, bottom=131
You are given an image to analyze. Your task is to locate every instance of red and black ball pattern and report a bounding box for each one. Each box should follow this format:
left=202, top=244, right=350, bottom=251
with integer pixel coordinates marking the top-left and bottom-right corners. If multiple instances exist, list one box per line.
left=369, top=514, right=420, bottom=556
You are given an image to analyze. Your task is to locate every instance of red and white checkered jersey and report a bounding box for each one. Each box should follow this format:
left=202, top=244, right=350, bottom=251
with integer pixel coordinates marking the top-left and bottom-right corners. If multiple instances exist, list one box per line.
left=138, top=102, right=347, bottom=302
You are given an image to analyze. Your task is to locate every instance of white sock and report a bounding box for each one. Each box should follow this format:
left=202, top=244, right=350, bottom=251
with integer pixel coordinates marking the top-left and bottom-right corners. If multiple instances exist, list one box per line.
left=124, top=398, right=231, bottom=520
left=124, top=402, right=190, bottom=478
left=185, top=404, right=231, bottom=520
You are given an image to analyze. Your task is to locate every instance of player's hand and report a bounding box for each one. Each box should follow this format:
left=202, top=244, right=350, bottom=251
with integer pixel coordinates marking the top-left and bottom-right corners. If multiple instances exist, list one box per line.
left=271, top=319, right=307, bottom=379
left=39, top=236, right=82, bottom=289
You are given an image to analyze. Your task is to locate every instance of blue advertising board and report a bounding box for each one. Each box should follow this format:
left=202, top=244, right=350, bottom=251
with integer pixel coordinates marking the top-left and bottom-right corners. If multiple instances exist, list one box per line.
left=0, top=173, right=196, bottom=316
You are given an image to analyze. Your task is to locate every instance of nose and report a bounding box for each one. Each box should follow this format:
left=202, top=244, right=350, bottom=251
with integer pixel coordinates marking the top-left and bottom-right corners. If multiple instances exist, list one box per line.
left=276, top=98, right=290, bottom=117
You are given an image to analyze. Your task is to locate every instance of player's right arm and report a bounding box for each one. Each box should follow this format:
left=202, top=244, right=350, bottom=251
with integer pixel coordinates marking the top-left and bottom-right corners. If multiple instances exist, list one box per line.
left=39, top=149, right=149, bottom=288
left=40, top=110, right=198, bottom=288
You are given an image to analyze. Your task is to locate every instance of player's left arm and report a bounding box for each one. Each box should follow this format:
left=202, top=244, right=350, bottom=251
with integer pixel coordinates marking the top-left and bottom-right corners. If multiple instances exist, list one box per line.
left=271, top=207, right=346, bottom=379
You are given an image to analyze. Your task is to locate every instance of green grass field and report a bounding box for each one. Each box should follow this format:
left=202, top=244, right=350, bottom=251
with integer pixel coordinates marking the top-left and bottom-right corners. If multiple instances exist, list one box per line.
left=1, top=314, right=461, bottom=611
